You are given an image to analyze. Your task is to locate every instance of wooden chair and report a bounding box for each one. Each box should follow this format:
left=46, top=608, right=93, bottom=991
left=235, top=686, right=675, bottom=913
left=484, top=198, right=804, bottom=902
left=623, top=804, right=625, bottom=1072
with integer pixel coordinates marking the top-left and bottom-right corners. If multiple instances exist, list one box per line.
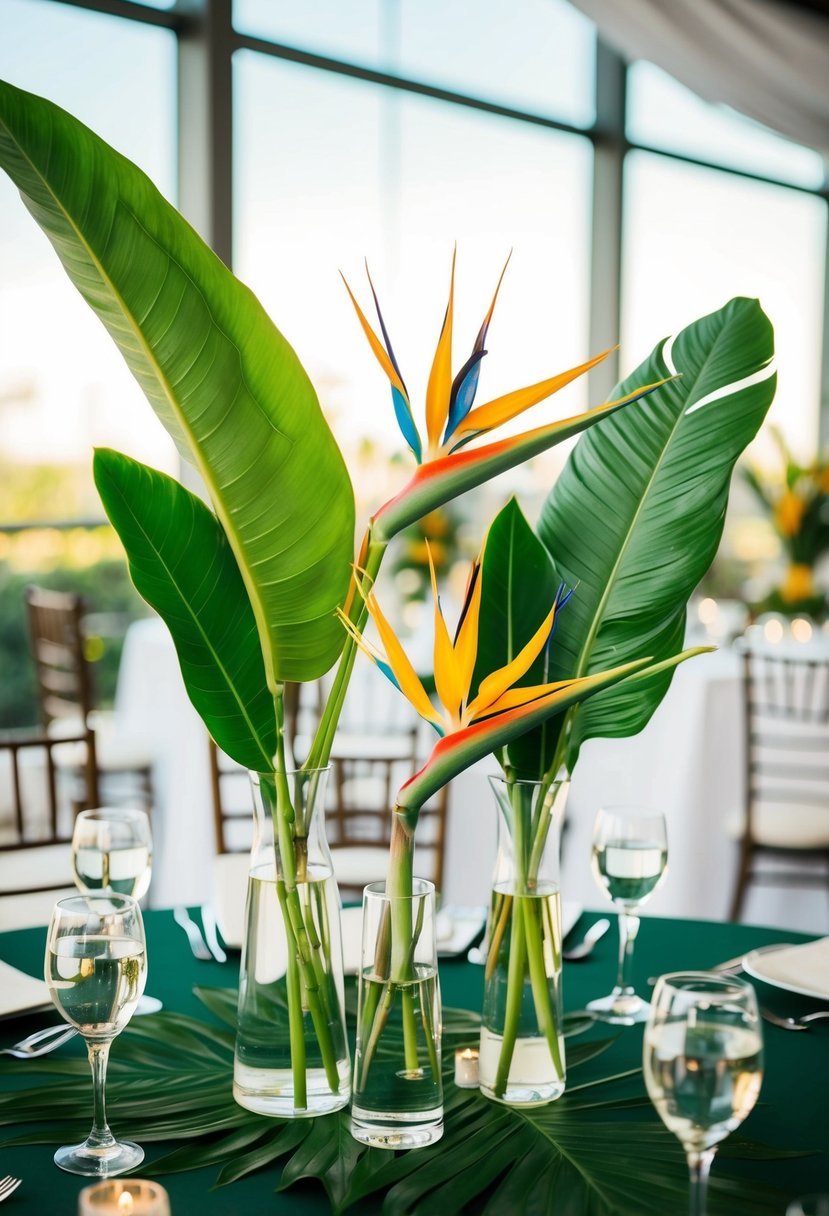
left=0, top=728, right=94, bottom=929
left=729, top=641, right=829, bottom=920
left=328, top=728, right=451, bottom=899
left=24, top=585, right=153, bottom=812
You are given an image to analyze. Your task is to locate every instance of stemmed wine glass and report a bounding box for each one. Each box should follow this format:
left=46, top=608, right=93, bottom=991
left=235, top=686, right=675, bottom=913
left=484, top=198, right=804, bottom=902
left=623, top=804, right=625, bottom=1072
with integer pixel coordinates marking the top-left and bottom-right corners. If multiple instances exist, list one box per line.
left=71, top=808, right=161, bottom=1014
left=644, top=972, right=763, bottom=1216
left=588, top=804, right=667, bottom=1023
left=45, top=892, right=147, bottom=1175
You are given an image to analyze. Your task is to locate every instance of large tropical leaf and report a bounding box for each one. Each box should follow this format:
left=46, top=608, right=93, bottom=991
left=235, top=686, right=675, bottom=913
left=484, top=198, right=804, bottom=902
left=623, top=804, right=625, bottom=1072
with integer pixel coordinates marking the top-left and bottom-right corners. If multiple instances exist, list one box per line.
left=94, top=448, right=275, bottom=771
left=536, top=297, right=776, bottom=769
left=472, top=497, right=562, bottom=780
left=0, top=78, right=355, bottom=682
left=0, top=990, right=794, bottom=1215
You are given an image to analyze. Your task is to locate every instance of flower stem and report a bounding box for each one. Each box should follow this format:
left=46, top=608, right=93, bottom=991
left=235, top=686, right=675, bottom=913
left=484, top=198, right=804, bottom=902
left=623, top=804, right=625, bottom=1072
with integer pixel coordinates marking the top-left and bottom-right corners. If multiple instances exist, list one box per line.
left=493, top=901, right=527, bottom=1098
left=522, top=897, right=564, bottom=1080
left=304, top=534, right=387, bottom=770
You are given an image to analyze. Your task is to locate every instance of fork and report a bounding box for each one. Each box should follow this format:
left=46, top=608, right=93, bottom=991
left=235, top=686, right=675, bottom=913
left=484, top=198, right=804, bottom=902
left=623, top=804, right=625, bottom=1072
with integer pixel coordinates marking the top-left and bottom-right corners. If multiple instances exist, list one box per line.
left=0, top=1176, right=21, bottom=1202
left=0, top=1023, right=77, bottom=1058
left=173, top=906, right=212, bottom=961
left=759, top=1008, right=829, bottom=1032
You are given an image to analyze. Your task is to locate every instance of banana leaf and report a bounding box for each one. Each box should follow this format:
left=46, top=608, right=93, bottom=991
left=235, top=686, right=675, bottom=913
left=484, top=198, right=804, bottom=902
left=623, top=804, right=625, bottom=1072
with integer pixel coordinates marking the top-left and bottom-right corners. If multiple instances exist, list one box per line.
left=94, top=448, right=276, bottom=771
left=0, top=992, right=797, bottom=1215
left=528, top=296, right=776, bottom=773
left=0, top=77, right=355, bottom=684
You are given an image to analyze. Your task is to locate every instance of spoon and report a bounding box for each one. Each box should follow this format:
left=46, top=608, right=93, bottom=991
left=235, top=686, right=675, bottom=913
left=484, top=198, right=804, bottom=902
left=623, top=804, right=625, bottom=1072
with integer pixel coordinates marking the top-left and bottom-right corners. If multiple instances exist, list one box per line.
left=563, top=918, right=611, bottom=961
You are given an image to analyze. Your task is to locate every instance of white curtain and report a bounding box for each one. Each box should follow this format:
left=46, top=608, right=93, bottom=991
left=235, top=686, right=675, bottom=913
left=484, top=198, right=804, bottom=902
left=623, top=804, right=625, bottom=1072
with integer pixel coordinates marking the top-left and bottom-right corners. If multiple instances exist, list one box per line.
left=568, top=0, right=829, bottom=155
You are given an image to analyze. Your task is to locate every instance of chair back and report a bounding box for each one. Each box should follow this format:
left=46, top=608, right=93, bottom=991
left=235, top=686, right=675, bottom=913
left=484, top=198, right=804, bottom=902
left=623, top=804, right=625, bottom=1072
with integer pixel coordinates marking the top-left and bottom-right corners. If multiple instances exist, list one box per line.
left=24, top=585, right=95, bottom=726
left=0, top=729, right=94, bottom=929
left=329, top=728, right=450, bottom=897
left=740, top=641, right=829, bottom=844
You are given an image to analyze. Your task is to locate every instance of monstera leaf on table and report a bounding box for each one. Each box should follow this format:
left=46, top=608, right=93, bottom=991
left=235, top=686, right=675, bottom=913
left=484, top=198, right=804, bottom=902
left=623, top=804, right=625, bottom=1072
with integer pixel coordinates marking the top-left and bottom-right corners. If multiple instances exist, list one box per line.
left=475, top=297, right=777, bottom=782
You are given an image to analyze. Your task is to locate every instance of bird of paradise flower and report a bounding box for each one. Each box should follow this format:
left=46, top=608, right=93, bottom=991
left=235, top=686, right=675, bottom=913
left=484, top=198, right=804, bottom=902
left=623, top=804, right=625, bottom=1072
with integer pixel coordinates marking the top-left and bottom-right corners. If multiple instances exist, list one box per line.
left=341, top=252, right=670, bottom=543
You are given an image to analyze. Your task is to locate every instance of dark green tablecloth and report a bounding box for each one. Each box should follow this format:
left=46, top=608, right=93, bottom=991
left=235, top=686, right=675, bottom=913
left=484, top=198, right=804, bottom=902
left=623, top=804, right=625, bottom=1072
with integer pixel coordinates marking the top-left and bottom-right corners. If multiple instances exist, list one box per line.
left=1, top=909, right=827, bottom=1213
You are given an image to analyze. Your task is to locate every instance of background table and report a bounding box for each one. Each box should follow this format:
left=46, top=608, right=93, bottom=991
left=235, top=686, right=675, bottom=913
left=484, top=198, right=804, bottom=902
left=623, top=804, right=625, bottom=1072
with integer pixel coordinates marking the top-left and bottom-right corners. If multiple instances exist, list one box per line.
left=1, top=909, right=827, bottom=1213
left=117, top=619, right=829, bottom=935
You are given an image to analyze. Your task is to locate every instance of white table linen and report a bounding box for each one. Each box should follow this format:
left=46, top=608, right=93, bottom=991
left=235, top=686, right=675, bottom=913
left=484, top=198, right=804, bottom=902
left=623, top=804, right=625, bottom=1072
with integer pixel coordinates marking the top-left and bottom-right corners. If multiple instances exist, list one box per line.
left=116, top=618, right=828, bottom=933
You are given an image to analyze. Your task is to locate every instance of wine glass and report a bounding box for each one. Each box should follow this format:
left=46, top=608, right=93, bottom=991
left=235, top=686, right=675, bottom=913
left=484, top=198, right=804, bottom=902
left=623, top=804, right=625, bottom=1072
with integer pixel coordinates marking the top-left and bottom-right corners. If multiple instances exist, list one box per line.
left=45, top=892, right=147, bottom=1176
left=588, top=804, right=667, bottom=1022
left=71, top=808, right=161, bottom=1014
left=644, top=972, right=763, bottom=1216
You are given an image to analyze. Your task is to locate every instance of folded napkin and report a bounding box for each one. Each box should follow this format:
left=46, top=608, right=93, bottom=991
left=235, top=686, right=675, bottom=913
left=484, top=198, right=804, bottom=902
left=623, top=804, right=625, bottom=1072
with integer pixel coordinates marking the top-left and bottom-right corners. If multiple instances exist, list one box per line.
left=0, top=958, right=50, bottom=1020
left=752, top=937, right=829, bottom=997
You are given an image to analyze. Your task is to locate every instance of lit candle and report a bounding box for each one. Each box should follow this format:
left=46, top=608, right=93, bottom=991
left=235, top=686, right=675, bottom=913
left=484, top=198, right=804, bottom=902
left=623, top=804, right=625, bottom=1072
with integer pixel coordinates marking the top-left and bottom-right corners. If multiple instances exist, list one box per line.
left=454, top=1046, right=480, bottom=1088
left=77, top=1180, right=171, bottom=1216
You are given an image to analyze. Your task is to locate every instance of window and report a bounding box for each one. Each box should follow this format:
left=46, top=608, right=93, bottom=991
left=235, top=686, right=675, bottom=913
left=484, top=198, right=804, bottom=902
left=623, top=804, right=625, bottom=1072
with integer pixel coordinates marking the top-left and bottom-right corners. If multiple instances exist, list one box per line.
left=0, top=0, right=177, bottom=526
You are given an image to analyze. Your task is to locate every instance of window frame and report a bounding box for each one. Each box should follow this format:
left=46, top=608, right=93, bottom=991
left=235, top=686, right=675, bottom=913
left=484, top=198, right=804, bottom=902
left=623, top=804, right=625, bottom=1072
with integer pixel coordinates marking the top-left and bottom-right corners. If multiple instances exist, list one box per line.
left=15, top=0, right=829, bottom=444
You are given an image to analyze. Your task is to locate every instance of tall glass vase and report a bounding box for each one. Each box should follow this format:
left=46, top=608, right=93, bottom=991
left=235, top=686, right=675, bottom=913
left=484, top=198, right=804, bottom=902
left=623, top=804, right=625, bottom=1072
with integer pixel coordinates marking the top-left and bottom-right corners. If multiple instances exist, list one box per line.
left=233, top=766, right=350, bottom=1118
left=351, top=878, right=443, bottom=1148
left=479, top=773, right=569, bottom=1107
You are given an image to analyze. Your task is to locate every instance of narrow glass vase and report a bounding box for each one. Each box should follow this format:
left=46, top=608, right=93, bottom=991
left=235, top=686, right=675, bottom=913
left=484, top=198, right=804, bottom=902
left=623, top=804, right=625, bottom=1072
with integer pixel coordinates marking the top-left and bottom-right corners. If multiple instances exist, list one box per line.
left=479, top=774, right=568, bottom=1107
left=233, top=766, right=350, bottom=1118
left=351, top=878, right=443, bottom=1148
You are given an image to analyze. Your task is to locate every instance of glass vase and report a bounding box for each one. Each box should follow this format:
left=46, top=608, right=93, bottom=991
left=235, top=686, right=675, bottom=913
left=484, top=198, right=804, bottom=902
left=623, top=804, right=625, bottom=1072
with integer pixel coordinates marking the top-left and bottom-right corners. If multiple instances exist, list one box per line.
left=479, top=773, right=568, bottom=1107
left=233, top=766, right=350, bottom=1118
left=351, top=878, right=443, bottom=1148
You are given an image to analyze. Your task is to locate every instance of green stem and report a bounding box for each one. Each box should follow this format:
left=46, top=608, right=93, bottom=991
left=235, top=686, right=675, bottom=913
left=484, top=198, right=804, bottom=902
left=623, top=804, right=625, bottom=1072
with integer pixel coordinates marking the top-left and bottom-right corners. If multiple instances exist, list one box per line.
left=304, top=534, right=387, bottom=771
left=493, top=900, right=527, bottom=1098
left=401, top=989, right=420, bottom=1072
left=522, top=896, right=564, bottom=1080
left=277, top=881, right=307, bottom=1108
left=263, top=747, right=342, bottom=1095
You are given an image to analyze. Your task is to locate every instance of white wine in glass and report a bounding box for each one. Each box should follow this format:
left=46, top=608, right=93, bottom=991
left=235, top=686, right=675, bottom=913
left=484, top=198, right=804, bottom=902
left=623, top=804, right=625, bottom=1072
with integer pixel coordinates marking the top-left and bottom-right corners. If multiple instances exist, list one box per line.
left=644, top=972, right=763, bottom=1216
left=45, top=893, right=147, bottom=1176
left=71, top=808, right=161, bottom=1014
left=588, top=805, right=667, bottom=1023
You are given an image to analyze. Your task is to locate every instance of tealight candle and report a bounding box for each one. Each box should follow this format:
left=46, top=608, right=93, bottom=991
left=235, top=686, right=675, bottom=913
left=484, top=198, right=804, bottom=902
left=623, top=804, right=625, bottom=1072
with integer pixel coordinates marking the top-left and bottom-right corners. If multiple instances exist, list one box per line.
left=454, top=1046, right=480, bottom=1088
left=78, top=1179, right=171, bottom=1216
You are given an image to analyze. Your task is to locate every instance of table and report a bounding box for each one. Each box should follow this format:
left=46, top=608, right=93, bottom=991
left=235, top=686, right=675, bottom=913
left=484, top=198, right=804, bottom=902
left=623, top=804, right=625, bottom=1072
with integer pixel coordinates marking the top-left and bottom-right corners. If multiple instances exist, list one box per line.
left=116, top=619, right=829, bottom=935
left=1, top=910, right=827, bottom=1213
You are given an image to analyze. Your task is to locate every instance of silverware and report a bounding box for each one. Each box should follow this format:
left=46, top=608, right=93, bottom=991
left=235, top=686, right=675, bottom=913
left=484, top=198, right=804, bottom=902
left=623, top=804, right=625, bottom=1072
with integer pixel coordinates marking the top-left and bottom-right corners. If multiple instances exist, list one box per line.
left=711, top=942, right=794, bottom=975
left=563, top=918, right=611, bottom=962
left=0, top=1023, right=77, bottom=1058
left=0, top=1176, right=21, bottom=1203
left=648, top=942, right=799, bottom=988
left=759, top=1008, right=829, bottom=1032
left=173, top=906, right=212, bottom=961
left=201, top=905, right=227, bottom=964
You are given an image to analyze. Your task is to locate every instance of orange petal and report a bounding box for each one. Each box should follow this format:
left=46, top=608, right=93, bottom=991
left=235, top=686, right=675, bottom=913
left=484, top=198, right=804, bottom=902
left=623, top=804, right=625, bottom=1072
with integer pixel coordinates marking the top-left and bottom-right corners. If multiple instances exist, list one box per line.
left=427, top=543, right=466, bottom=722
left=425, top=249, right=456, bottom=451
left=466, top=601, right=557, bottom=719
left=453, top=558, right=482, bottom=702
left=453, top=346, right=616, bottom=441
left=366, top=591, right=442, bottom=727
left=476, top=678, right=576, bottom=717
left=341, top=272, right=408, bottom=401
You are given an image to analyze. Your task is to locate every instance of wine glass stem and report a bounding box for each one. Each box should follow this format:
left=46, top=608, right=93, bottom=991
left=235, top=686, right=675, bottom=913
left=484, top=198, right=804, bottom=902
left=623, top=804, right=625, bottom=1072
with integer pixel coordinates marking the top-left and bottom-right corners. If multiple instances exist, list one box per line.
left=86, top=1040, right=116, bottom=1149
left=615, top=909, right=640, bottom=994
left=687, top=1148, right=715, bottom=1216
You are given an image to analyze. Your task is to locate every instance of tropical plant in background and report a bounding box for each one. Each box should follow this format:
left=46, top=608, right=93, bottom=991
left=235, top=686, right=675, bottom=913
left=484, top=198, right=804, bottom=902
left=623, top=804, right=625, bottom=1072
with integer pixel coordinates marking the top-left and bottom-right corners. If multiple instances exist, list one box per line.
left=742, top=426, right=829, bottom=617
left=0, top=74, right=777, bottom=1128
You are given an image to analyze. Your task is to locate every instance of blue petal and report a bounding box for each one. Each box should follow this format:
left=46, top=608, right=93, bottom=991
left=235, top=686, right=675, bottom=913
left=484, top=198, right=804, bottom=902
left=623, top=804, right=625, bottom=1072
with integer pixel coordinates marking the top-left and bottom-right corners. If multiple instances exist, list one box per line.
left=443, top=349, right=486, bottom=444
left=392, top=386, right=422, bottom=462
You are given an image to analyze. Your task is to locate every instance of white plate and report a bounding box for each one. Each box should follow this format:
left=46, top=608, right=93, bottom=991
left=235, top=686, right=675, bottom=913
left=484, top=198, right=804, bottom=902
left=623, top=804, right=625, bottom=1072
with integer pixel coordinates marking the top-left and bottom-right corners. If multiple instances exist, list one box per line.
left=743, top=939, right=829, bottom=1002
left=0, top=959, right=51, bottom=1021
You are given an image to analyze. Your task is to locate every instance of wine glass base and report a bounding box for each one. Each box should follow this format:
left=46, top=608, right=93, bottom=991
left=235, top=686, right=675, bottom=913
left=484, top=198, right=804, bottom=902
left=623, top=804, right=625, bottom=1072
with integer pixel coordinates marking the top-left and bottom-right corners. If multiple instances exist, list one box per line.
left=54, top=1138, right=144, bottom=1177
left=586, top=991, right=650, bottom=1024
left=135, top=994, right=163, bottom=1015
